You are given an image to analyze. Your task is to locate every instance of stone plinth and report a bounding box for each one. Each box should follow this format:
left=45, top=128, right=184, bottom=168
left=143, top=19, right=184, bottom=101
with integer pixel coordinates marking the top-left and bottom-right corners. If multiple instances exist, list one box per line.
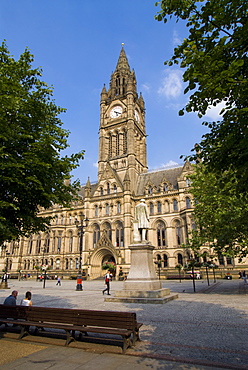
left=104, top=242, right=178, bottom=304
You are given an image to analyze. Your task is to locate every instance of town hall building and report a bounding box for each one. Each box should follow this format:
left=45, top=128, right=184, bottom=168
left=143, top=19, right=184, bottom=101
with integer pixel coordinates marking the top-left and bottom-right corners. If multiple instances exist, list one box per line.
left=0, top=47, right=239, bottom=279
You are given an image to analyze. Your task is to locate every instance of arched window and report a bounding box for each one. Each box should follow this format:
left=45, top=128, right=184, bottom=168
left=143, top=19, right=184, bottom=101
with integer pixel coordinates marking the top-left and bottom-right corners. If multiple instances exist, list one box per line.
left=157, top=222, right=166, bottom=247
left=163, top=183, right=168, bottom=192
left=106, top=203, right=109, bottom=215
left=36, top=235, right=41, bottom=254
left=163, top=254, right=168, bottom=268
left=95, top=205, right=99, bottom=217
left=116, top=221, right=124, bottom=247
left=93, top=224, right=100, bottom=248
left=164, top=200, right=169, bottom=213
left=157, top=201, right=162, bottom=213
left=186, top=197, right=191, bottom=208
left=100, top=187, right=104, bottom=196
left=65, top=258, right=69, bottom=270
left=117, top=201, right=121, bottom=214
left=175, top=220, right=181, bottom=245
left=50, top=259, right=54, bottom=268
left=149, top=202, right=154, bottom=215
left=113, top=184, right=117, bottom=193
left=107, top=183, right=110, bottom=194
left=173, top=199, right=178, bottom=211
left=177, top=253, right=183, bottom=265
left=69, top=231, right=73, bottom=253
left=69, top=215, right=72, bottom=224
left=148, top=186, right=153, bottom=195
left=28, top=237, right=33, bottom=254
left=75, top=258, right=79, bottom=269
left=57, top=234, right=62, bottom=253
left=70, top=259, right=73, bottom=269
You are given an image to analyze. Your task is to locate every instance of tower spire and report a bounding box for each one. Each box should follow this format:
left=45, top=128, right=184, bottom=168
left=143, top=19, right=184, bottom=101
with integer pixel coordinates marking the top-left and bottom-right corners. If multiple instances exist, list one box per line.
left=115, top=44, right=131, bottom=73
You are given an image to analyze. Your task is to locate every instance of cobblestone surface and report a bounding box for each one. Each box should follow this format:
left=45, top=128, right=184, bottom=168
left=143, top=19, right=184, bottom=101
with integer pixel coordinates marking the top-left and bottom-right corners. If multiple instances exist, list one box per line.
left=0, top=278, right=247, bottom=369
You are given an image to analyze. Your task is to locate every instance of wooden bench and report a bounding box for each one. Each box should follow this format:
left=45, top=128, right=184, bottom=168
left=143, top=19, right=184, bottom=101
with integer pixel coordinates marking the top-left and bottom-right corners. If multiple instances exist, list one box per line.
left=0, top=305, right=142, bottom=353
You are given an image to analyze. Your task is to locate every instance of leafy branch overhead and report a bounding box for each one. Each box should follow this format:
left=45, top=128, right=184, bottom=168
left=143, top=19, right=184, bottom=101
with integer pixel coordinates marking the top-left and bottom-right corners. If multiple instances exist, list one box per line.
left=0, top=42, right=84, bottom=244
left=155, top=0, right=248, bottom=257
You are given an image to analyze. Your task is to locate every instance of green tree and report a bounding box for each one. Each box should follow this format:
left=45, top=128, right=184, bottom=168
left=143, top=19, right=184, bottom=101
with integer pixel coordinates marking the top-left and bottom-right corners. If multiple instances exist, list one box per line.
left=155, top=0, right=248, bottom=257
left=155, top=0, right=248, bottom=189
left=0, top=42, right=84, bottom=244
left=189, top=163, right=248, bottom=259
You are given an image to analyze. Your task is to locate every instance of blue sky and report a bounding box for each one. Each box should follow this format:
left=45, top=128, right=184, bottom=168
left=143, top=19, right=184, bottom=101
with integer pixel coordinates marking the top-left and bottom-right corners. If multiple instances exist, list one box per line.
left=0, top=1, right=217, bottom=184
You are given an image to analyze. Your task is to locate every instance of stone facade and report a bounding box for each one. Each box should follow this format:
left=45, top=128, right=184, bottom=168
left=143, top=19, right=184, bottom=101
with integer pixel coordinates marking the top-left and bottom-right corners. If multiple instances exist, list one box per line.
left=0, top=47, right=245, bottom=279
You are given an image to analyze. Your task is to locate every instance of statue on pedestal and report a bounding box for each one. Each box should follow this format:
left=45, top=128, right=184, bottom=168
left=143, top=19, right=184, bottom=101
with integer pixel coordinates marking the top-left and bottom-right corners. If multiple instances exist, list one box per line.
left=134, top=199, right=149, bottom=242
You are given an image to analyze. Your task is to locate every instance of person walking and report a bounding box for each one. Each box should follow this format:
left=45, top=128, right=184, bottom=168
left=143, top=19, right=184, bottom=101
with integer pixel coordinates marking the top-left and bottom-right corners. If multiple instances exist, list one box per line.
left=242, top=271, right=247, bottom=284
left=102, top=270, right=112, bottom=295
left=3, top=290, right=18, bottom=305
left=56, top=276, right=61, bottom=286
left=20, top=291, right=33, bottom=306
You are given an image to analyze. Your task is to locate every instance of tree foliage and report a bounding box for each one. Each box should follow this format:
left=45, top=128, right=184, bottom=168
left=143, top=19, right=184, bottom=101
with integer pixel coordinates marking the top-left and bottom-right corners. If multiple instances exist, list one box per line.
left=189, top=164, right=248, bottom=259
left=155, top=0, right=248, bottom=256
left=0, top=42, right=84, bottom=244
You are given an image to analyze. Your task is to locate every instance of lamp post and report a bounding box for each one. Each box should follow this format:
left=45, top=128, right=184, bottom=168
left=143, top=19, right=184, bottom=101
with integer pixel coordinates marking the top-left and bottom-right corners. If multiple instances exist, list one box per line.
left=75, top=214, right=89, bottom=291
left=42, top=245, right=47, bottom=289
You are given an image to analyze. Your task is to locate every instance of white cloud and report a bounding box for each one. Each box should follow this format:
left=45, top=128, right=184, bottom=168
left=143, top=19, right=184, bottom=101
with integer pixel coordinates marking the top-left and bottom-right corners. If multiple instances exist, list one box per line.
left=160, top=160, right=179, bottom=168
left=158, top=70, right=183, bottom=99
left=141, top=83, right=150, bottom=92
left=205, top=101, right=226, bottom=120
left=173, top=30, right=181, bottom=46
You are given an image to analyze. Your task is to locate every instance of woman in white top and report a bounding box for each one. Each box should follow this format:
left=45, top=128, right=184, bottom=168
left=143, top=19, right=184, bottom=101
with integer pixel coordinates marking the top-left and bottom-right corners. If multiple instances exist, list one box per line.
left=20, top=291, right=32, bottom=306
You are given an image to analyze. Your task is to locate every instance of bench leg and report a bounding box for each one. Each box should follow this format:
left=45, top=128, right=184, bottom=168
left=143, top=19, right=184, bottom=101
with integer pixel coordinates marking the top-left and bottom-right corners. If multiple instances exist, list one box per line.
left=65, top=330, right=75, bottom=346
left=122, top=335, right=131, bottom=354
left=18, top=326, right=29, bottom=340
left=132, top=330, right=141, bottom=344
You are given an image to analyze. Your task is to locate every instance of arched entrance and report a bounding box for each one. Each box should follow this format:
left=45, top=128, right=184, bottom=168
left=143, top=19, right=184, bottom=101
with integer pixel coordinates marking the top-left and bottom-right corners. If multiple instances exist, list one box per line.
left=89, top=247, right=117, bottom=279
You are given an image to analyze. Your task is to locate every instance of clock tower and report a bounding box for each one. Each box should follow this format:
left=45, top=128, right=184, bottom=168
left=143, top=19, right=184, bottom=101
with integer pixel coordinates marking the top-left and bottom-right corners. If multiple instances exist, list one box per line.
left=98, top=46, right=148, bottom=191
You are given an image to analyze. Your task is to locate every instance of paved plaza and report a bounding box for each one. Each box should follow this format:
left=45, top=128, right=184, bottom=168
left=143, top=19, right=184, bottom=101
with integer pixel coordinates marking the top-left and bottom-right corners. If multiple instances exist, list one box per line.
left=0, top=278, right=248, bottom=369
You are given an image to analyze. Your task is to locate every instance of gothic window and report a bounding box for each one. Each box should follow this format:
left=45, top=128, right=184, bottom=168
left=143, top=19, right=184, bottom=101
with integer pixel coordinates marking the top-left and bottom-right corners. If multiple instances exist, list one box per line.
left=106, top=203, right=109, bottom=215
left=69, top=231, right=73, bottom=253
left=157, top=201, right=162, bottom=213
left=28, top=237, right=33, bottom=254
left=107, top=183, right=110, bottom=194
left=173, top=199, right=178, bottom=211
left=44, top=234, right=50, bottom=254
left=116, top=221, right=124, bottom=247
left=75, top=258, right=79, bottom=269
left=93, top=224, right=100, bottom=248
left=177, top=253, right=183, bottom=265
left=163, top=183, right=168, bottom=192
left=61, top=215, right=64, bottom=225
left=163, top=254, right=168, bottom=268
left=175, top=221, right=181, bottom=245
left=50, top=259, right=54, bottom=268
left=70, top=259, right=73, bottom=269
left=123, top=130, right=127, bottom=154
left=113, top=184, right=117, bottom=193
left=69, top=215, right=72, bottom=224
left=117, top=201, right=121, bottom=214
left=36, top=235, right=41, bottom=254
left=103, top=222, right=112, bottom=241
left=65, top=259, right=69, bottom=270
left=95, top=205, right=99, bottom=217
left=157, top=221, right=166, bottom=247
left=55, top=215, right=58, bottom=225
left=186, top=197, right=191, bottom=208
left=57, top=236, right=62, bottom=253
left=149, top=202, right=154, bottom=215
left=148, top=186, right=153, bottom=195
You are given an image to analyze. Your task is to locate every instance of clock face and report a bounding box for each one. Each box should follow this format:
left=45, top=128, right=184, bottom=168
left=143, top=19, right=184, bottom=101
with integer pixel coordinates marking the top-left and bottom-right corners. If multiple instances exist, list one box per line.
left=110, top=105, right=123, bottom=118
left=135, top=109, right=140, bottom=123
